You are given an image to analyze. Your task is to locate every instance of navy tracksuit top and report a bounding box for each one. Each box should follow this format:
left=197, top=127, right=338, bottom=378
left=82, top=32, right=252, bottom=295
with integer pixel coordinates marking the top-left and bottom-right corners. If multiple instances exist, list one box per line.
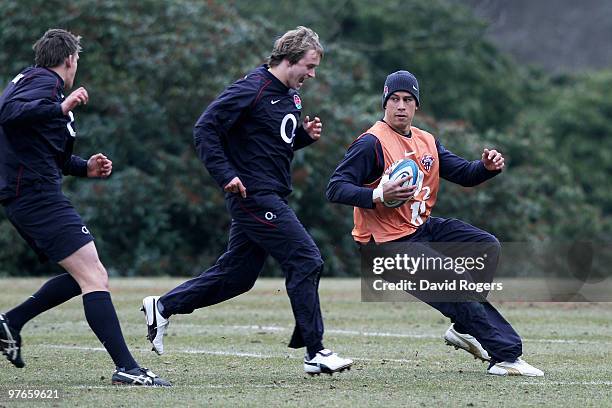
left=0, top=67, right=87, bottom=201
left=193, top=65, right=315, bottom=197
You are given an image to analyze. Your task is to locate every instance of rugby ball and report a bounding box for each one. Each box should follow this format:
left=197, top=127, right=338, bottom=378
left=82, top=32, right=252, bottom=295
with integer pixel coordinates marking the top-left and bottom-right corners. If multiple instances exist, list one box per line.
left=384, top=159, right=418, bottom=208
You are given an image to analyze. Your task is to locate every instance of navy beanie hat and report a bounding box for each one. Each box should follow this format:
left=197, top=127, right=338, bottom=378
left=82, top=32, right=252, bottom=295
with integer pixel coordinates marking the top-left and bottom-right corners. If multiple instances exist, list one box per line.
left=382, top=70, right=420, bottom=109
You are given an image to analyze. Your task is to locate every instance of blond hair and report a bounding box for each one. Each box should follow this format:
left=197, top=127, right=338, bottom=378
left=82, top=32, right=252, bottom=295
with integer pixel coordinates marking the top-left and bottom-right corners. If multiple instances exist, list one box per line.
left=268, top=26, right=323, bottom=67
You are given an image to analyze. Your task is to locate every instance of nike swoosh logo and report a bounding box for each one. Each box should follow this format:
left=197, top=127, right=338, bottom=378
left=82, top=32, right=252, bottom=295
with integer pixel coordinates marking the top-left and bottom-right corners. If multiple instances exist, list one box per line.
left=405, top=151, right=415, bottom=156
left=412, top=85, right=418, bottom=91
left=271, top=99, right=281, bottom=104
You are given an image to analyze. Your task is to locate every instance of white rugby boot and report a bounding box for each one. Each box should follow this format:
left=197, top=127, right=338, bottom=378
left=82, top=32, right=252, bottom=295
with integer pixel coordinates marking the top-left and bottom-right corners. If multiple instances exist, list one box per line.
left=488, top=358, right=544, bottom=377
left=141, top=296, right=169, bottom=355
left=112, top=366, right=172, bottom=386
left=304, top=349, right=353, bottom=376
left=444, top=324, right=491, bottom=362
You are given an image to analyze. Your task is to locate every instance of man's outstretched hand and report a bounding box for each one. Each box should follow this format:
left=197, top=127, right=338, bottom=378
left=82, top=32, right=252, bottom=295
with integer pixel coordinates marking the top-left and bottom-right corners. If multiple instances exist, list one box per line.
left=303, top=116, right=322, bottom=141
left=87, top=153, right=112, bottom=178
left=61, top=87, right=89, bottom=115
left=482, top=148, right=504, bottom=171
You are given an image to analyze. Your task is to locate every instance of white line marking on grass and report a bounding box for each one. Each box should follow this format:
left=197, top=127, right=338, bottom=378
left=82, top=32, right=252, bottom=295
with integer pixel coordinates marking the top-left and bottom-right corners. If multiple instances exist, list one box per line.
left=70, top=384, right=297, bottom=390
left=524, top=338, right=606, bottom=344
left=227, top=325, right=285, bottom=332
left=222, top=325, right=436, bottom=338
left=518, top=381, right=612, bottom=386
left=44, top=344, right=274, bottom=358
left=328, top=328, right=437, bottom=339
left=186, top=324, right=610, bottom=344
left=174, top=348, right=415, bottom=364
left=35, top=321, right=610, bottom=344
left=182, top=349, right=273, bottom=358
left=41, top=344, right=415, bottom=364
left=47, top=344, right=107, bottom=352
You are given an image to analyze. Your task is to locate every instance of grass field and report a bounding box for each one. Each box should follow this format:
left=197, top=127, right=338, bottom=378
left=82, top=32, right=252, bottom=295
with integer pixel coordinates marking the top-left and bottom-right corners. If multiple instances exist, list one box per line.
left=0, top=278, right=611, bottom=407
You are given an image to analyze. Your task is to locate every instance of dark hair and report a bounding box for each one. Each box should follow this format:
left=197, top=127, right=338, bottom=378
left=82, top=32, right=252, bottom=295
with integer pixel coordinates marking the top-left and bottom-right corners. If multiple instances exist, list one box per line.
left=268, top=26, right=323, bottom=68
left=32, top=29, right=82, bottom=68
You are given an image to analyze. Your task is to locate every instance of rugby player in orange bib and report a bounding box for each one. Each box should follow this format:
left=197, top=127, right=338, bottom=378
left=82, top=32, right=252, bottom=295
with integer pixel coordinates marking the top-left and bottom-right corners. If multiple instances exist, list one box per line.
left=326, top=70, right=543, bottom=377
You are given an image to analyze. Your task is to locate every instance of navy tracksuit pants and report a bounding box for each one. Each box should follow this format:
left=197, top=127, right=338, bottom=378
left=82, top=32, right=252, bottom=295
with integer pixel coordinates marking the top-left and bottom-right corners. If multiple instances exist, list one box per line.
left=160, top=192, right=324, bottom=349
left=396, top=216, right=522, bottom=363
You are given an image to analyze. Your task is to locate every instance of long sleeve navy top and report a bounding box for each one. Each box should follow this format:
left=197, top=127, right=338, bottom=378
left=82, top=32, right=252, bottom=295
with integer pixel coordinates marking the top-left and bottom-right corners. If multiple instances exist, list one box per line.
left=0, top=67, right=87, bottom=200
left=326, top=129, right=499, bottom=209
left=193, top=65, right=315, bottom=197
